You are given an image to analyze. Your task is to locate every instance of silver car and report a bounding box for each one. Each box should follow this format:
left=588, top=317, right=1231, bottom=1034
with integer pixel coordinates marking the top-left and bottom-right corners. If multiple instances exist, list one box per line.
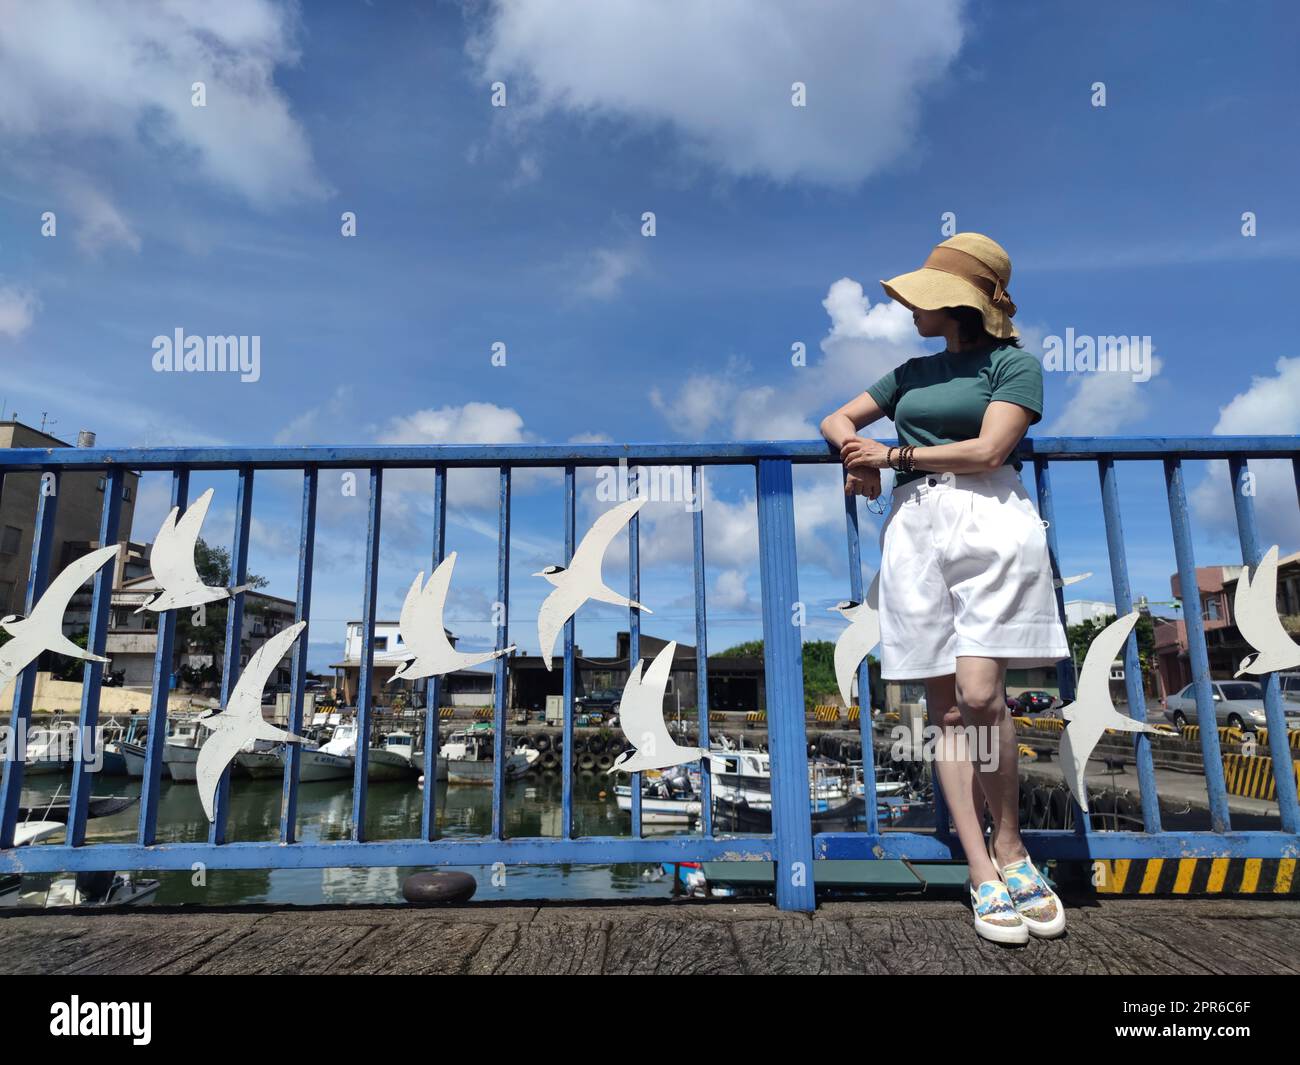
left=1164, top=679, right=1300, bottom=730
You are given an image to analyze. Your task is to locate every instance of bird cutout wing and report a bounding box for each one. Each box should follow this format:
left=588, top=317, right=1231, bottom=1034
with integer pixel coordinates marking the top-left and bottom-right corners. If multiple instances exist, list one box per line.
left=410, top=553, right=457, bottom=657
left=223, top=620, right=307, bottom=721
left=151, top=487, right=214, bottom=591
left=1234, top=545, right=1300, bottom=675
left=1073, top=610, right=1140, bottom=711
left=26, top=545, right=120, bottom=630
left=196, top=726, right=249, bottom=823
left=833, top=574, right=881, bottom=708
left=569, top=498, right=644, bottom=574
left=1061, top=610, right=1144, bottom=814
left=1053, top=572, right=1092, bottom=589
left=617, top=653, right=673, bottom=765
left=537, top=582, right=589, bottom=669
left=834, top=610, right=880, bottom=709
left=1058, top=725, right=1090, bottom=813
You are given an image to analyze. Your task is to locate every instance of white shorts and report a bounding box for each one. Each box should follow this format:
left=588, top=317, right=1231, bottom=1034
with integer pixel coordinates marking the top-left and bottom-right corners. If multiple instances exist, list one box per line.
left=875, top=465, right=1071, bottom=680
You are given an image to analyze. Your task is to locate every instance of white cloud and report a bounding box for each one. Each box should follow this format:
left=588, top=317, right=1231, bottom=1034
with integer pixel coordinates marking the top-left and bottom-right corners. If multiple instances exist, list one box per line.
left=470, top=0, right=965, bottom=185
left=1045, top=356, right=1164, bottom=436
left=1189, top=356, right=1300, bottom=548
left=0, top=285, right=39, bottom=339
left=575, top=245, right=644, bottom=300
left=0, top=0, right=328, bottom=251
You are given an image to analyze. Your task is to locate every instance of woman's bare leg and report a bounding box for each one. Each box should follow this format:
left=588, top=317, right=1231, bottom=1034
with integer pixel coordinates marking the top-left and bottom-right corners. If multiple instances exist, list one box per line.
left=923, top=674, right=1000, bottom=886
left=954, top=655, right=1028, bottom=872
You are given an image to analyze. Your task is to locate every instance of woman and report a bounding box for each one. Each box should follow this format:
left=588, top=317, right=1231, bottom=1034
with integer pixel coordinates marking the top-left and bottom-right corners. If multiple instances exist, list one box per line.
left=820, top=232, right=1070, bottom=946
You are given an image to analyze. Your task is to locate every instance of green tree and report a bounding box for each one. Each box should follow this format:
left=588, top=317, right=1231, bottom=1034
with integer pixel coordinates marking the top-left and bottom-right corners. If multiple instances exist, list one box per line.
left=1066, top=612, right=1156, bottom=693
left=173, top=538, right=269, bottom=688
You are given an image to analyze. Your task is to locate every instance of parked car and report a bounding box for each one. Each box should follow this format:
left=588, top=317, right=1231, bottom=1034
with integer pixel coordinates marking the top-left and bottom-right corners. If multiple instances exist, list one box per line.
left=576, top=687, right=621, bottom=713
left=1014, top=690, right=1056, bottom=714
left=1162, top=680, right=1300, bottom=730
left=1280, top=673, right=1300, bottom=702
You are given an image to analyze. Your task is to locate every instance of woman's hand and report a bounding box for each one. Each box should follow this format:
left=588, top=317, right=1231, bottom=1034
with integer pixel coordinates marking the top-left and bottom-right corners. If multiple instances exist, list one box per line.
left=840, top=436, right=891, bottom=470
left=845, top=467, right=881, bottom=500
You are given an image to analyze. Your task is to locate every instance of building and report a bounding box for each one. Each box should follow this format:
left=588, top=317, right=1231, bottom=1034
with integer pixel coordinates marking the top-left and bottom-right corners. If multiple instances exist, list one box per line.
left=0, top=422, right=139, bottom=616
left=507, top=631, right=766, bottom=714
left=108, top=573, right=298, bottom=689
left=330, top=619, right=457, bottom=705
left=1065, top=598, right=1117, bottom=626
left=1154, top=550, right=1300, bottom=697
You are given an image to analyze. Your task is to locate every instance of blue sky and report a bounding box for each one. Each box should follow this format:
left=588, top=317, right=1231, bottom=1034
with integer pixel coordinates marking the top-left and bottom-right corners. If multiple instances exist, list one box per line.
left=1, top=0, right=1298, bottom=673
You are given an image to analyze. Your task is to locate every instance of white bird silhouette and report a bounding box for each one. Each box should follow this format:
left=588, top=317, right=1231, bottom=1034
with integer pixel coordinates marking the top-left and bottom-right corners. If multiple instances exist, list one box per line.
left=195, top=620, right=307, bottom=821
left=830, top=571, right=880, bottom=709
left=608, top=641, right=706, bottom=774
left=534, top=497, right=652, bottom=671
left=388, top=552, right=515, bottom=683
left=0, top=545, right=120, bottom=689
left=1053, top=571, right=1092, bottom=589
left=136, top=488, right=247, bottom=613
left=1059, top=610, right=1161, bottom=813
left=1233, top=544, right=1300, bottom=677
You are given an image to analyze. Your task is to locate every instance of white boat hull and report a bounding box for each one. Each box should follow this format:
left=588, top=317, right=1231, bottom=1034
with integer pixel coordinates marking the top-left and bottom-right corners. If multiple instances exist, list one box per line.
left=236, top=749, right=284, bottom=779
left=163, top=742, right=199, bottom=782
left=293, top=749, right=354, bottom=781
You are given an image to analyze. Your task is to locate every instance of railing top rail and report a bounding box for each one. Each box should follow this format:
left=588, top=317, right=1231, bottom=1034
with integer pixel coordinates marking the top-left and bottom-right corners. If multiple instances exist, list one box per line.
left=0, top=435, right=1296, bottom=471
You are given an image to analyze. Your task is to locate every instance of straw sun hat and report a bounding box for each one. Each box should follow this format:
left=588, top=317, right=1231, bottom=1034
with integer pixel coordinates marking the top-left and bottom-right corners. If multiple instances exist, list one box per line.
left=880, top=232, right=1019, bottom=339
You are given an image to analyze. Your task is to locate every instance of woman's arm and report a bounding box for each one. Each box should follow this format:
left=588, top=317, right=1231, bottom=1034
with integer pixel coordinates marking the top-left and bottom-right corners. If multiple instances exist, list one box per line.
left=840, top=401, right=1035, bottom=474
left=819, top=391, right=888, bottom=449
left=820, top=392, right=888, bottom=500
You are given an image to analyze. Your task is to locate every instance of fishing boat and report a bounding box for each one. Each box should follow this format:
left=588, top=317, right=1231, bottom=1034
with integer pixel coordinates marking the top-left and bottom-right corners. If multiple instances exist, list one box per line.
left=444, top=724, right=538, bottom=784
left=320, top=720, right=418, bottom=781
left=289, top=739, right=354, bottom=782
left=235, top=738, right=284, bottom=779
left=161, top=716, right=205, bottom=782
left=614, top=766, right=702, bottom=824
left=22, top=720, right=78, bottom=775
left=0, top=869, right=160, bottom=908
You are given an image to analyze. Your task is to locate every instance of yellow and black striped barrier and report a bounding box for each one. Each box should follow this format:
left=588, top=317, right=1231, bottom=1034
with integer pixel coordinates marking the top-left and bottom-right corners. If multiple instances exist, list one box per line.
left=1092, top=857, right=1297, bottom=896
left=847, top=705, right=861, bottom=723
left=1018, top=744, right=1038, bottom=760
left=1254, top=726, right=1300, bottom=751
left=473, top=707, right=493, bottom=720
left=1181, top=724, right=1246, bottom=746
left=811, top=704, right=841, bottom=722
left=1221, top=752, right=1300, bottom=801
left=745, top=711, right=766, bottom=725
left=438, top=707, right=455, bottom=720
left=709, top=711, right=726, bottom=724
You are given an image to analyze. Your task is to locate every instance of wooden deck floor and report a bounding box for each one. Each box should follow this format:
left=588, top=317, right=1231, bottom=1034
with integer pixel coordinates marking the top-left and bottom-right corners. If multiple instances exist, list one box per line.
left=3, top=895, right=1299, bottom=975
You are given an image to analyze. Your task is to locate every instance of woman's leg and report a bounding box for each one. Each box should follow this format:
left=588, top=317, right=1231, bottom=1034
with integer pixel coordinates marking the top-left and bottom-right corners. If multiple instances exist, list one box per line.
left=923, top=673, right=1000, bottom=886
left=954, top=655, right=1028, bottom=871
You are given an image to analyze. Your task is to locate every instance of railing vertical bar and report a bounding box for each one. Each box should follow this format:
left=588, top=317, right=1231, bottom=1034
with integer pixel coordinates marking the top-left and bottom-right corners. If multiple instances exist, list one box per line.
left=755, top=459, right=815, bottom=911
left=842, top=491, right=880, bottom=834
left=209, top=466, right=254, bottom=845
left=352, top=466, right=382, bottom=840
left=1033, top=459, right=1087, bottom=837
left=66, top=467, right=125, bottom=846
left=1164, top=457, right=1232, bottom=832
left=561, top=464, right=576, bottom=839
left=627, top=466, right=642, bottom=838
left=491, top=466, right=510, bottom=840
left=1032, top=458, right=1077, bottom=704
left=0, top=471, right=60, bottom=849
left=279, top=466, right=318, bottom=844
left=139, top=469, right=189, bottom=845
left=420, top=465, right=447, bottom=841
left=1227, top=456, right=1300, bottom=833
left=1097, top=458, right=1161, bottom=833
left=691, top=464, right=713, bottom=836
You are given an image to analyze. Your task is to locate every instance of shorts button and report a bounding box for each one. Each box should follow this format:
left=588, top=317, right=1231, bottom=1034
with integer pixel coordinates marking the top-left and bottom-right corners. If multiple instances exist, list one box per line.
left=927, top=477, right=937, bottom=486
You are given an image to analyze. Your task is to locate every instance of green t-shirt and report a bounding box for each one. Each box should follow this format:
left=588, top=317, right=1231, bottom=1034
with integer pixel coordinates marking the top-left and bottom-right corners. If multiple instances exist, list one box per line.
left=865, top=343, right=1043, bottom=488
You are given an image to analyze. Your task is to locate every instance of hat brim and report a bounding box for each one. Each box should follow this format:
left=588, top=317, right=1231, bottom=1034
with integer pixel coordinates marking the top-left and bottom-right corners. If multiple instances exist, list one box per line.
left=880, top=268, right=1018, bottom=340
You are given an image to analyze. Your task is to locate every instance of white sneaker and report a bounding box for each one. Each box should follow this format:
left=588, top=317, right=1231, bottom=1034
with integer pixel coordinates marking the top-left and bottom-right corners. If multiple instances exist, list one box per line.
left=968, top=878, right=1029, bottom=945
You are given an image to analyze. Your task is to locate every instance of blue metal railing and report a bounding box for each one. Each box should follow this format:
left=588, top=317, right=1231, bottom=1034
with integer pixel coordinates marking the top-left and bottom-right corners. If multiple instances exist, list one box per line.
left=1, top=436, right=1298, bottom=912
